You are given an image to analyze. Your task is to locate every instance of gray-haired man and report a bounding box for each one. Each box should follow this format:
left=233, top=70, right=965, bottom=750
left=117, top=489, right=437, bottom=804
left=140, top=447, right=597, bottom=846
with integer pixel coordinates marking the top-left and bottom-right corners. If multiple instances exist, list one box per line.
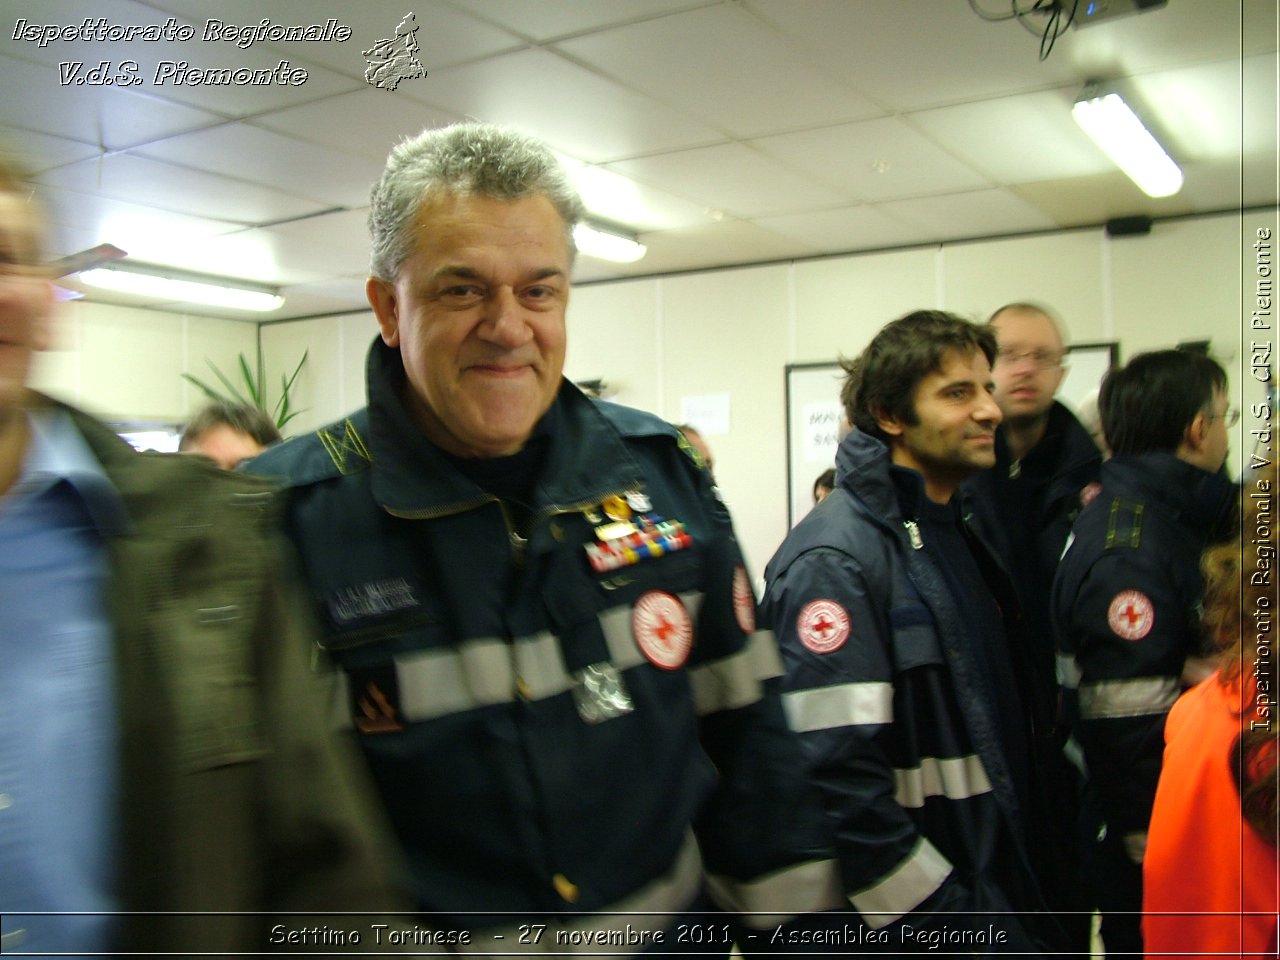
left=246, top=122, right=838, bottom=950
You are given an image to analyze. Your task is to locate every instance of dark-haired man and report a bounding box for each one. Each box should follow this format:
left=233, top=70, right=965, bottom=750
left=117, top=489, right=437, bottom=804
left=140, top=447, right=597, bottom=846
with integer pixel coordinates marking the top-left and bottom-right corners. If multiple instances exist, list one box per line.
left=762, top=310, right=1058, bottom=951
left=1052, top=348, right=1238, bottom=955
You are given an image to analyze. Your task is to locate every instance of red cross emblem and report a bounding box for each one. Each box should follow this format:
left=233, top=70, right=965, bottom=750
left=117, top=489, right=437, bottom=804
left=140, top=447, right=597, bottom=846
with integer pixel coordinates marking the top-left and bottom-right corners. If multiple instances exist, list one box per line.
left=732, top=565, right=756, bottom=635
left=633, top=591, right=693, bottom=670
left=797, top=599, right=851, bottom=654
left=1107, top=590, right=1154, bottom=641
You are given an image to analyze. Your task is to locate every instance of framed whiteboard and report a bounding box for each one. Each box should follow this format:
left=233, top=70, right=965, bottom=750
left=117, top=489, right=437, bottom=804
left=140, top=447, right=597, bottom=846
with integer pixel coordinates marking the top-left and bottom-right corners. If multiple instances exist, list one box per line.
left=785, top=362, right=845, bottom=528
left=1059, top=341, right=1118, bottom=414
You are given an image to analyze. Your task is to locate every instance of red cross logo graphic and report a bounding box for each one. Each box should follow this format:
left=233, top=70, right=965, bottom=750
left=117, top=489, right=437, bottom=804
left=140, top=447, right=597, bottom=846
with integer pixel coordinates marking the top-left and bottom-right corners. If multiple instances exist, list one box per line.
left=632, top=591, right=692, bottom=669
left=1107, top=590, right=1154, bottom=641
left=798, top=599, right=851, bottom=654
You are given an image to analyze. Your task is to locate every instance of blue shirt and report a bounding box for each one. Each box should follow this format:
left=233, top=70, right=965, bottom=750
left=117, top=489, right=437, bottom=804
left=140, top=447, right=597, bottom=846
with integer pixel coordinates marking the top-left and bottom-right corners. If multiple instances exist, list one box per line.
left=0, top=408, right=129, bottom=957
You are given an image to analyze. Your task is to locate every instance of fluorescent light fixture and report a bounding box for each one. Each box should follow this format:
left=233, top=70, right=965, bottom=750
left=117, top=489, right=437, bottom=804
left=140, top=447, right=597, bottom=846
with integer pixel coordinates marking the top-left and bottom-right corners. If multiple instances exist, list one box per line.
left=573, top=222, right=647, bottom=264
left=1072, top=84, right=1183, bottom=198
left=78, top=263, right=284, bottom=313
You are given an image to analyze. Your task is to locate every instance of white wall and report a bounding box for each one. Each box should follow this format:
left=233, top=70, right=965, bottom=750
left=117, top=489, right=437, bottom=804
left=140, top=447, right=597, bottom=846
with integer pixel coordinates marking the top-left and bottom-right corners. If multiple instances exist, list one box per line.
left=30, top=299, right=258, bottom=424
left=47, top=210, right=1275, bottom=579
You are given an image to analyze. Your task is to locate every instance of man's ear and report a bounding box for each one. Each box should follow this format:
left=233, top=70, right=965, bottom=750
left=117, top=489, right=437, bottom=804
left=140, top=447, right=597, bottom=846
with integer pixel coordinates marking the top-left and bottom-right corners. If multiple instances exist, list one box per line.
left=874, top=407, right=905, bottom=439
left=366, top=277, right=399, bottom=347
left=1182, top=410, right=1209, bottom=455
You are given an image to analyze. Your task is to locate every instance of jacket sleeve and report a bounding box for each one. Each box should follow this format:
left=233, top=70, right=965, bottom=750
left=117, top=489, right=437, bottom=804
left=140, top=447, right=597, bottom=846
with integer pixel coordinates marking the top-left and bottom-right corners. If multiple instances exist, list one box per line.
left=678, top=476, right=844, bottom=935
left=1055, top=547, right=1189, bottom=832
left=761, top=546, right=1026, bottom=938
left=252, top=527, right=413, bottom=926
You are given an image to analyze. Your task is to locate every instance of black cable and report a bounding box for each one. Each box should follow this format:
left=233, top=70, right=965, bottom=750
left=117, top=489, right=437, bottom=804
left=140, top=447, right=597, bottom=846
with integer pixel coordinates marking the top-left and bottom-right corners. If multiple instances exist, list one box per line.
left=1037, top=0, right=1079, bottom=60
left=967, top=0, right=1024, bottom=22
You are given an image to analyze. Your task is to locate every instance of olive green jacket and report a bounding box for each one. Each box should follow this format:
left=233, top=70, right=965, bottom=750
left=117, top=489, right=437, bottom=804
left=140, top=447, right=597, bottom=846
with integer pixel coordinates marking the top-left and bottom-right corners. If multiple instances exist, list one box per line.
left=43, top=396, right=407, bottom=954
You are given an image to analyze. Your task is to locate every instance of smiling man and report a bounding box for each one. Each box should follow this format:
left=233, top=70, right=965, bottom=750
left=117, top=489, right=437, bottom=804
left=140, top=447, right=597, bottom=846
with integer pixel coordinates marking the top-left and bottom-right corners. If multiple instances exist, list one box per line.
left=245, top=122, right=838, bottom=949
left=761, top=310, right=1063, bottom=952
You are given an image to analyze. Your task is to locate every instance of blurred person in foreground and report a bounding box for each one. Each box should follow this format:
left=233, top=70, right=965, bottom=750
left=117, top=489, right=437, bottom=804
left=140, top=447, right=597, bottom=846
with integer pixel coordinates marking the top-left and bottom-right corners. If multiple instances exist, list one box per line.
left=1051, top=349, right=1239, bottom=954
left=0, top=157, right=404, bottom=956
left=179, top=398, right=281, bottom=469
left=244, top=121, right=839, bottom=951
left=1143, top=459, right=1278, bottom=958
left=762, top=310, right=1062, bottom=953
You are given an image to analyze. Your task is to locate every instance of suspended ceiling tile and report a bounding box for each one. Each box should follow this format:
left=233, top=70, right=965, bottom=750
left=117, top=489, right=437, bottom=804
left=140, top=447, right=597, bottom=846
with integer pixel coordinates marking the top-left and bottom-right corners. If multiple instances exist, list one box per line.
left=449, top=0, right=716, bottom=42
left=749, top=0, right=1081, bottom=112
left=0, top=54, right=225, bottom=149
left=753, top=204, right=923, bottom=255
left=751, top=117, right=991, bottom=203
left=35, top=153, right=326, bottom=224
left=875, top=187, right=1061, bottom=242
left=394, top=47, right=723, bottom=164
left=909, top=88, right=1115, bottom=183
left=250, top=89, right=464, bottom=161
left=132, top=123, right=382, bottom=207
left=608, top=142, right=849, bottom=220
left=0, top=126, right=104, bottom=172
left=1010, top=171, right=1199, bottom=228
left=557, top=4, right=881, bottom=139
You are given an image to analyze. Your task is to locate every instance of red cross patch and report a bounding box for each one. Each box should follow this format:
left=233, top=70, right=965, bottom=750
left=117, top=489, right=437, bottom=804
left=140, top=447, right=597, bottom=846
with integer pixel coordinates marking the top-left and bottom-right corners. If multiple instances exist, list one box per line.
left=732, top=565, right=756, bottom=634
left=1108, top=590, right=1154, bottom=641
left=1079, top=481, right=1102, bottom=509
left=633, top=590, right=693, bottom=670
left=797, top=599, right=851, bottom=654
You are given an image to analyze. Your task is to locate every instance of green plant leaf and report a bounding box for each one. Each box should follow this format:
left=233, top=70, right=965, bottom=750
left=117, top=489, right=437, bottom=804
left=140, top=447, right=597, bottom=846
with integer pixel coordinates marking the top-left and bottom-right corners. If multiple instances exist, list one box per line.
left=238, top=353, right=261, bottom=407
left=184, top=349, right=307, bottom=431
left=181, top=372, right=227, bottom=402
left=207, top=358, right=250, bottom=405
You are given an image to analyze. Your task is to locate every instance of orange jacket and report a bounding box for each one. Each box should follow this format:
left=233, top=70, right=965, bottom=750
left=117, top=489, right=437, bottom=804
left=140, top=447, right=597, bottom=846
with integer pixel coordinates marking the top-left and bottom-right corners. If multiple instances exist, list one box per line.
left=1144, top=673, right=1278, bottom=958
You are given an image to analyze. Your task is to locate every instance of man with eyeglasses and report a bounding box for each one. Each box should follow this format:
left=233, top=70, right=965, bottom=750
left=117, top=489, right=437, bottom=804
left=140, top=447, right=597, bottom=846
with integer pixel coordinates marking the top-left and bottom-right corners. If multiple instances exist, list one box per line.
left=1051, top=349, right=1239, bottom=956
left=964, top=303, right=1102, bottom=955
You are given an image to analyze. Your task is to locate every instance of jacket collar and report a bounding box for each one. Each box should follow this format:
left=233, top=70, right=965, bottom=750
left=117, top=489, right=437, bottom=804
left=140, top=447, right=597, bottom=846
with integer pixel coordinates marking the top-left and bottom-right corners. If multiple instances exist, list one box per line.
left=835, top=428, right=904, bottom=523
left=1101, top=451, right=1238, bottom=538
left=366, top=339, right=645, bottom=516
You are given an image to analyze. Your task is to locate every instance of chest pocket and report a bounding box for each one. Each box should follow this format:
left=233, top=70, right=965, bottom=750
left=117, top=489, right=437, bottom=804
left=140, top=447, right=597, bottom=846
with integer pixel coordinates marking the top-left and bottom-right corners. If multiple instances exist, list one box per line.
left=889, top=603, right=945, bottom=673
left=158, top=596, right=268, bottom=773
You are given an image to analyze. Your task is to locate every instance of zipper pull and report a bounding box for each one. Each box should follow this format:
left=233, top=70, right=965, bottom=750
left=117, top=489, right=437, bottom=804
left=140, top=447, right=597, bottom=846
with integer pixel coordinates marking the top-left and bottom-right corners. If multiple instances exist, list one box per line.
left=904, top=520, right=924, bottom=550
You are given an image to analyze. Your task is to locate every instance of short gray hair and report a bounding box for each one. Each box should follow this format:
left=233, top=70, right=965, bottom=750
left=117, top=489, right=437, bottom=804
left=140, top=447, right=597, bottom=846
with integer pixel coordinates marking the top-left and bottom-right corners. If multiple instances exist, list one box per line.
left=368, top=122, right=586, bottom=281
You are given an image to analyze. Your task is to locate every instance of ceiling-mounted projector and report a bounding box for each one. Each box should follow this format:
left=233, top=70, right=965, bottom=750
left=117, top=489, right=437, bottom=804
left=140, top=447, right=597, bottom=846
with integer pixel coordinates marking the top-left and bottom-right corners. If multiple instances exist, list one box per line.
left=1074, top=0, right=1169, bottom=28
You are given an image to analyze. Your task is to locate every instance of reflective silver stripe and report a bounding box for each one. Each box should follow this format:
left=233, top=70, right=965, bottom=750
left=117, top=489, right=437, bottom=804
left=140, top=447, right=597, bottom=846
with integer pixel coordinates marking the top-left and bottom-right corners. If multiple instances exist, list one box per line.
left=747, top=628, right=785, bottom=680
left=686, top=628, right=784, bottom=715
left=849, top=836, right=953, bottom=929
left=689, top=646, right=762, bottom=715
left=894, top=754, right=992, bottom=809
left=705, top=858, right=844, bottom=928
left=1056, top=652, right=1082, bottom=690
left=1078, top=676, right=1180, bottom=719
left=331, top=591, right=709, bottom=728
left=783, top=682, right=893, bottom=732
left=461, top=830, right=704, bottom=955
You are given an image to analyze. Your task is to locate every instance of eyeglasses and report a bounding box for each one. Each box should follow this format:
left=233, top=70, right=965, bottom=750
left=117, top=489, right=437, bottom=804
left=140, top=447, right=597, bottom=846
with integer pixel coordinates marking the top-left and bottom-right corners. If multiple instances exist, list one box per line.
left=995, top=348, right=1065, bottom=370
left=1204, top=407, right=1241, bottom=428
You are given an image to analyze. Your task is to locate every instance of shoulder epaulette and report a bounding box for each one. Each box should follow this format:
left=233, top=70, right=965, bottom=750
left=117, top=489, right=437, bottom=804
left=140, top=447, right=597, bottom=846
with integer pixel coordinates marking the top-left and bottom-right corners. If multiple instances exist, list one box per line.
left=1103, top=497, right=1144, bottom=551
left=246, top=409, right=373, bottom=487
